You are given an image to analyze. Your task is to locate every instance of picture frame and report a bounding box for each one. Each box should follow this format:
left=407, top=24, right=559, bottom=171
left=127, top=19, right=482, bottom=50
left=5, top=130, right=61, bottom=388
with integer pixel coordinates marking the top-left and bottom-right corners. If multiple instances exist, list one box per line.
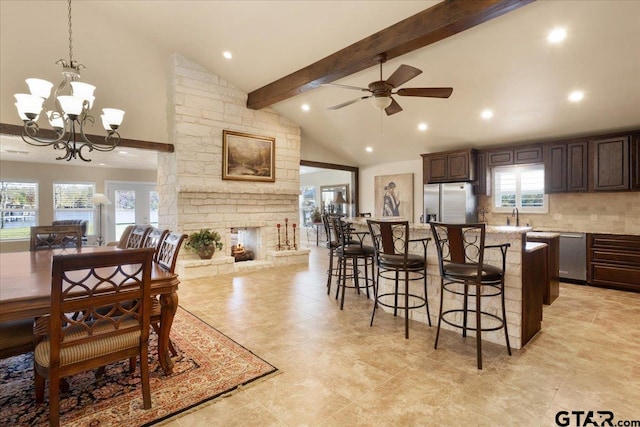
left=222, top=130, right=275, bottom=182
left=374, top=173, right=414, bottom=222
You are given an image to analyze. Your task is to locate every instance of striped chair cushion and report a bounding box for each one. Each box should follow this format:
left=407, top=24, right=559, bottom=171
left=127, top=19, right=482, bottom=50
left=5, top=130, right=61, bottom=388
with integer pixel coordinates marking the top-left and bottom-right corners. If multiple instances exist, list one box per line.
left=34, top=319, right=141, bottom=368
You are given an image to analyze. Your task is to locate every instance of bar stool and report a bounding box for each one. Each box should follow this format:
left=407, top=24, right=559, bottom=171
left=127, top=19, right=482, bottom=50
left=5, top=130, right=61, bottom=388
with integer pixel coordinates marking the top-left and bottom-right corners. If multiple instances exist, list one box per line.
left=429, top=222, right=511, bottom=369
left=366, top=219, right=431, bottom=338
left=332, top=216, right=375, bottom=310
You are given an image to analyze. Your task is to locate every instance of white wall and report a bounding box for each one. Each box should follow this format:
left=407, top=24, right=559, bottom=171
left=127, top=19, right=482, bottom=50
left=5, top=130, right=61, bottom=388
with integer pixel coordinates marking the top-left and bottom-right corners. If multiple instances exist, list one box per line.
left=359, top=158, right=423, bottom=222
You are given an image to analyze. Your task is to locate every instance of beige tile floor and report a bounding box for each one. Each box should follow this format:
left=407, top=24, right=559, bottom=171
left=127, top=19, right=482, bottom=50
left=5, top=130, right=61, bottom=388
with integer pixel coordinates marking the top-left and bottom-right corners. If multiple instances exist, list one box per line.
left=161, top=245, right=640, bottom=426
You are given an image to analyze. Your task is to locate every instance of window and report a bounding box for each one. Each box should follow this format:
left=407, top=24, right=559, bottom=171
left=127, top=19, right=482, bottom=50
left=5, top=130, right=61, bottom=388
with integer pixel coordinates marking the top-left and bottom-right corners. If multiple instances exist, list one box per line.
left=53, top=182, right=96, bottom=233
left=0, top=181, right=38, bottom=240
left=492, top=164, right=548, bottom=213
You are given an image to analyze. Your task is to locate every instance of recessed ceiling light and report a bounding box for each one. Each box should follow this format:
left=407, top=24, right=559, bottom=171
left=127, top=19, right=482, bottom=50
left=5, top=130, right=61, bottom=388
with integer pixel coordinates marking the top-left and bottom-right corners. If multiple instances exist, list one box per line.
left=118, top=150, right=128, bottom=154
left=547, top=28, right=567, bottom=44
left=223, top=51, right=233, bottom=59
left=365, top=147, right=373, bottom=153
left=301, top=104, right=310, bottom=112
left=481, top=109, right=494, bottom=120
left=99, top=163, right=106, bottom=166
left=418, top=123, right=428, bottom=131
left=568, top=90, right=585, bottom=102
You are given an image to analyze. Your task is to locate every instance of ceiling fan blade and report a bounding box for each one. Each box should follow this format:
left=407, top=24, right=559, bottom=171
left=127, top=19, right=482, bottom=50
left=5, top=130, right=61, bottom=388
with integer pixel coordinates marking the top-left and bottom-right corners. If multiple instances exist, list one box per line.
left=321, top=83, right=370, bottom=92
left=327, top=96, right=370, bottom=110
left=396, top=87, right=453, bottom=98
left=385, top=97, right=403, bottom=116
left=386, top=64, right=422, bottom=88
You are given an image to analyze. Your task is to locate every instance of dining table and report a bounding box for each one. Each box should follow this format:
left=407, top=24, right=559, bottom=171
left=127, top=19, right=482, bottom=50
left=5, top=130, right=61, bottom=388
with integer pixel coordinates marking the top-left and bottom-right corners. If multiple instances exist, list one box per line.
left=0, top=245, right=181, bottom=375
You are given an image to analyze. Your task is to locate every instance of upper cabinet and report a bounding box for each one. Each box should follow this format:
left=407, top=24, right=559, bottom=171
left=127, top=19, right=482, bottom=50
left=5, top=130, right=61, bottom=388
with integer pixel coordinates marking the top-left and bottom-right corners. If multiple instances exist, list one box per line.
left=591, top=136, right=631, bottom=191
left=544, top=141, right=588, bottom=193
left=422, top=149, right=476, bottom=184
left=487, top=145, right=542, bottom=167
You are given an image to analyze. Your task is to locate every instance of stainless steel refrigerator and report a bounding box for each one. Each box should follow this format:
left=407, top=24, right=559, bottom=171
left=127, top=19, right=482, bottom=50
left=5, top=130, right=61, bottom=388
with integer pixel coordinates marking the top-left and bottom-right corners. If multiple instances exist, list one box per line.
left=423, top=183, right=477, bottom=224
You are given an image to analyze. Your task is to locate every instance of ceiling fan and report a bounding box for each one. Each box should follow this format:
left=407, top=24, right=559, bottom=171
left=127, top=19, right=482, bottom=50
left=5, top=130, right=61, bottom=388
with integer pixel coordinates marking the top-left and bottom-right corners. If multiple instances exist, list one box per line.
left=326, top=53, right=453, bottom=116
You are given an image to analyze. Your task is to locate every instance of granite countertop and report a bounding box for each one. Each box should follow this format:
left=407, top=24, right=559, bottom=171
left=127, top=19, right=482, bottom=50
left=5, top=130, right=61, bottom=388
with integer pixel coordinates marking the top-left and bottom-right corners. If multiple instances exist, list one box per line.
left=526, top=231, right=561, bottom=239
left=349, top=218, right=533, bottom=235
left=525, top=241, right=547, bottom=252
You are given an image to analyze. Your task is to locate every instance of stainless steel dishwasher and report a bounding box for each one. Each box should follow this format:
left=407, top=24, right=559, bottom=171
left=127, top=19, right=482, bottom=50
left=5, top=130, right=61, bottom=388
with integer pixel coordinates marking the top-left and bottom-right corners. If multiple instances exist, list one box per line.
left=558, top=233, right=587, bottom=282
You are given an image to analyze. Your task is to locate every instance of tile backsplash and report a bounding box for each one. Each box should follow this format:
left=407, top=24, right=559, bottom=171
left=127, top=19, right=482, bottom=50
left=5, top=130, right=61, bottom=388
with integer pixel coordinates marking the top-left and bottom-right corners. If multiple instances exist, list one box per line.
left=479, top=192, right=640, bottom=235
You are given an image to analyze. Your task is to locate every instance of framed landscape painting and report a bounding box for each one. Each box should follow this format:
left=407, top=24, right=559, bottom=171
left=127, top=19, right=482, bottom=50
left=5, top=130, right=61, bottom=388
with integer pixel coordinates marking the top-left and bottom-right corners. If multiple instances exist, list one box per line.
left=374, top=173, right=413, bottom=221
left=222, top=130, right=275, bottom=182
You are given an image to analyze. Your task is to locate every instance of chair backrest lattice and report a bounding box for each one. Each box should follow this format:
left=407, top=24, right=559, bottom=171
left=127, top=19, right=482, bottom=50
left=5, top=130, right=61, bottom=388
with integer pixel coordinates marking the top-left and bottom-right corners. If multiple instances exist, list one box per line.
left=30, top=225, right=83, bottom=251
left=366, top=220, right=410, bottom=261
left=142, top=228, right=169, bottom=261
left=156, top=232, right=187, bottom=273
left=125, top=225, right=152, bottom=249
left=429, top=223, right=486, bottom=278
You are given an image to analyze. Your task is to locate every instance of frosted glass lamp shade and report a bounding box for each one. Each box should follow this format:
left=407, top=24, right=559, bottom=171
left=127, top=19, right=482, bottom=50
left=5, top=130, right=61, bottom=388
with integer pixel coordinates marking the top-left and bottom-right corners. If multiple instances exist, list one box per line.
left=70, top=82, right=96, bottom=108
left=26, top=78, right=54, bottom=99
left=102, top=108, right=125, bottom=127
left=47, top=111, right=66, bottom=129
left=371, top=96, right=392, bottom=110
left=57, top=95, right=84, bottom=116
left=14, top=93, right=44, bottom=115
left=15, top=103, right=39, bottom=121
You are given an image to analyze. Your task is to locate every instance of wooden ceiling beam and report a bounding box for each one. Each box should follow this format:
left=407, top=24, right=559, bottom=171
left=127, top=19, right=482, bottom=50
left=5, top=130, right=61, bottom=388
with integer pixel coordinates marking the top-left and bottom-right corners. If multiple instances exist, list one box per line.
left=247, top=0, right=535, bottom=110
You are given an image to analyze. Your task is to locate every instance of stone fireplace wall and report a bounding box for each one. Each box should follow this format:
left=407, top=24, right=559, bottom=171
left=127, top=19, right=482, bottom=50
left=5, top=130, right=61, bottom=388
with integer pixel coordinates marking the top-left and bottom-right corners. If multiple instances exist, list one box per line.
left=158, top=54, right=307, bottom=277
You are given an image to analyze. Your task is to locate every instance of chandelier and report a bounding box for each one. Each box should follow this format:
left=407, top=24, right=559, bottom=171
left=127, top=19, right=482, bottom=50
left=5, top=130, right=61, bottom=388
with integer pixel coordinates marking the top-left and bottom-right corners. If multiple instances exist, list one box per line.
left=13, top=0, right=124, bottom=162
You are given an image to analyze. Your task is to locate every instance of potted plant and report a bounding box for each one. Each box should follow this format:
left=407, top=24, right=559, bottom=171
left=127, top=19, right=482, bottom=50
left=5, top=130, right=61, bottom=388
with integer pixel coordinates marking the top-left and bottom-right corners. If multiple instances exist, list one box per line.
left=310, top=207, right=322, bottom=223
left=185, top=229, right=223, bottom=259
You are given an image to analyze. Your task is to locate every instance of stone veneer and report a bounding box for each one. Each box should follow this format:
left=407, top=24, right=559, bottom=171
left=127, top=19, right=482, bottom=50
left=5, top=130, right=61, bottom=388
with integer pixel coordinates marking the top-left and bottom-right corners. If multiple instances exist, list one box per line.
left=157, top=54, right=308, bottom=278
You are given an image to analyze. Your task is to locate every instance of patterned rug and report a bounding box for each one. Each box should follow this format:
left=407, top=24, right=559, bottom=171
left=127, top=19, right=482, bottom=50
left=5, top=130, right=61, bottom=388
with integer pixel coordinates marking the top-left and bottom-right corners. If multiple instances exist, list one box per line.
left=0, top=308, right=278, bottom=426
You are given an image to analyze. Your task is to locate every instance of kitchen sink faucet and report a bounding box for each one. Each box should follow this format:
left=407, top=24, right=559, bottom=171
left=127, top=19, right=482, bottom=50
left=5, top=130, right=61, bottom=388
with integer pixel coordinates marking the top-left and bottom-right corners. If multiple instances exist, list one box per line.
left=512, top=208, right=520, bottom=227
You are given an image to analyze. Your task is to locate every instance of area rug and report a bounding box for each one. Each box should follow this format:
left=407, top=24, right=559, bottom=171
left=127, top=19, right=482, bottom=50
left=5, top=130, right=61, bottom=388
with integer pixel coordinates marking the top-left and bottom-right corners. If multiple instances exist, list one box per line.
left=0, top=307, right=278, bottom=426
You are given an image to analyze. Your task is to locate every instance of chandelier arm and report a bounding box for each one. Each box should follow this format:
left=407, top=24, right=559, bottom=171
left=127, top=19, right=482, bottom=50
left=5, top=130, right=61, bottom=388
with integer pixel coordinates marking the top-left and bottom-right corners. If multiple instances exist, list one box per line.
left=76, top=117, right=119, bottom=151
left=21, top=121, right=67, bottom=147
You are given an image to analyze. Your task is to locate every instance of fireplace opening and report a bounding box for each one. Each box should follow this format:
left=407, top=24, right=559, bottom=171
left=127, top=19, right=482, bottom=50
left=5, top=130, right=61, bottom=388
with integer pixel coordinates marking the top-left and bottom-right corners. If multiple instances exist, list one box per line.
left=230, top=227, right=256, bottom=262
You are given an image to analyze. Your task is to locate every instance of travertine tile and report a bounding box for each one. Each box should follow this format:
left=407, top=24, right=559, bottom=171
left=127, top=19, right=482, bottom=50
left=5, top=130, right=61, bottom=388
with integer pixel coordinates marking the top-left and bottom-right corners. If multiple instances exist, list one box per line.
left=160, top=246, right=640, bottom=426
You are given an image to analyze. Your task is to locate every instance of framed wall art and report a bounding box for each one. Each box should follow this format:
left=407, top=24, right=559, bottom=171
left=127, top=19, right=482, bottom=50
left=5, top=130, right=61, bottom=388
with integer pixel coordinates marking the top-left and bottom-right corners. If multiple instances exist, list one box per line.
left=374, top=173, right=413, bottom=221
left=222, top=130, right=275, bottom=182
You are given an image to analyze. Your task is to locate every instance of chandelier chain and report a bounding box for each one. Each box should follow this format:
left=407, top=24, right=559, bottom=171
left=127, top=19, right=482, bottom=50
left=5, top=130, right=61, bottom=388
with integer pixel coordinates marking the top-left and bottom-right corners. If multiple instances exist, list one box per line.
left=67, top=0, right=73, bottom=63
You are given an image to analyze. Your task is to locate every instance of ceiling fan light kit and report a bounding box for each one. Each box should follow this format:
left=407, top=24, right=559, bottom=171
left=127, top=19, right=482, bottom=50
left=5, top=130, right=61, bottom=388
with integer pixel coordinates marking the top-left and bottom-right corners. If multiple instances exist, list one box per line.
left=13, top=0, right=125, bottom=162
left=326, top=53, right=453, bottom=116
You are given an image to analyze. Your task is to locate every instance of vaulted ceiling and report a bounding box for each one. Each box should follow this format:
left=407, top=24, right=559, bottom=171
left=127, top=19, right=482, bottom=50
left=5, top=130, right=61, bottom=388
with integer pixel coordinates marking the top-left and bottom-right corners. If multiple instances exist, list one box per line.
left=1, top=0, right=639, bottom=169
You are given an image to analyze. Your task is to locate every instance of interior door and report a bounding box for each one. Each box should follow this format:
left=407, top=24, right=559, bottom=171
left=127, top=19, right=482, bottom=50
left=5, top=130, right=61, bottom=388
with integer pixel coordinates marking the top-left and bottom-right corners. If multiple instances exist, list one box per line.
left=105, top=182, right=158, bottom=243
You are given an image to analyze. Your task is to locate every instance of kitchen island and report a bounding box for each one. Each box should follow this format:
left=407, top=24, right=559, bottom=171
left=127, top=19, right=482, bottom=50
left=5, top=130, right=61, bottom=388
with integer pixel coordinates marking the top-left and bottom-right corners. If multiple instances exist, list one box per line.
left=350, top=218, right=544, bottom=349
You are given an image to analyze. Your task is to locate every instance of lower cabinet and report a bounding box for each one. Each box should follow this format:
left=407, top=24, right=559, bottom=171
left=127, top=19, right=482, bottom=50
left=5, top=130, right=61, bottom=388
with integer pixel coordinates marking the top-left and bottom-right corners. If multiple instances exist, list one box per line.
left=588, top=234, right=640, bottom=292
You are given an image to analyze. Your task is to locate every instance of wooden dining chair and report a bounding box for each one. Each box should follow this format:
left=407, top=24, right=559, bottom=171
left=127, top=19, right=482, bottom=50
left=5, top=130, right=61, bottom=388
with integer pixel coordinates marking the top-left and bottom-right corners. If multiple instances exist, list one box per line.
left=143, top=227, right=169, bottom=261
left=34, top=248, right=155, bottom=427
left=124, top=225, right=152, bottom=249
left=151, top=232, right=187, bottom=356
left=30, top=225, right=83, bottom=251
left=107, top=224, right=135, bottom=248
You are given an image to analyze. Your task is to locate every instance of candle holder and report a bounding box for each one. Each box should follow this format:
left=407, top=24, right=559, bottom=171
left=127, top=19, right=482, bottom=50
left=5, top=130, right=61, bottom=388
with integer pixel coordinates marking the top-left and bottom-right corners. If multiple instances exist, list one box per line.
left=292, top=223, right=297, bottom=250
left=276, top=223, right=283, bottom=251
left=284, top=218, right=290, bottom=250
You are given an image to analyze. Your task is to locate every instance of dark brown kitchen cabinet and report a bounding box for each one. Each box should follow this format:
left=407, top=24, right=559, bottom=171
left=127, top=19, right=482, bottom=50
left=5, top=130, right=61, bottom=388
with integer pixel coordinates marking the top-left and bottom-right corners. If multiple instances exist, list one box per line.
left=422, top=149, right=476, bottom=184
left=487, top=145, right=542, bottom=167
left=474, top=151, right=488, bottom=195
left=588, top=234, right=640, bottom=292
left=631, top=134, right=640, bottom=190
left=544, top=141, right=588, bottom=193
left=487, top=150, right=513, bottom=167
left=592, top=136, right=630, bottom=191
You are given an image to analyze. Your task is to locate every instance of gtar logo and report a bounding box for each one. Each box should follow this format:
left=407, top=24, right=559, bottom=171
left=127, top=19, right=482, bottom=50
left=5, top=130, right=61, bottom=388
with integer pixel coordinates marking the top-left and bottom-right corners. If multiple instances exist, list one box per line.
left=555, top=411, right=614, bottom=427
